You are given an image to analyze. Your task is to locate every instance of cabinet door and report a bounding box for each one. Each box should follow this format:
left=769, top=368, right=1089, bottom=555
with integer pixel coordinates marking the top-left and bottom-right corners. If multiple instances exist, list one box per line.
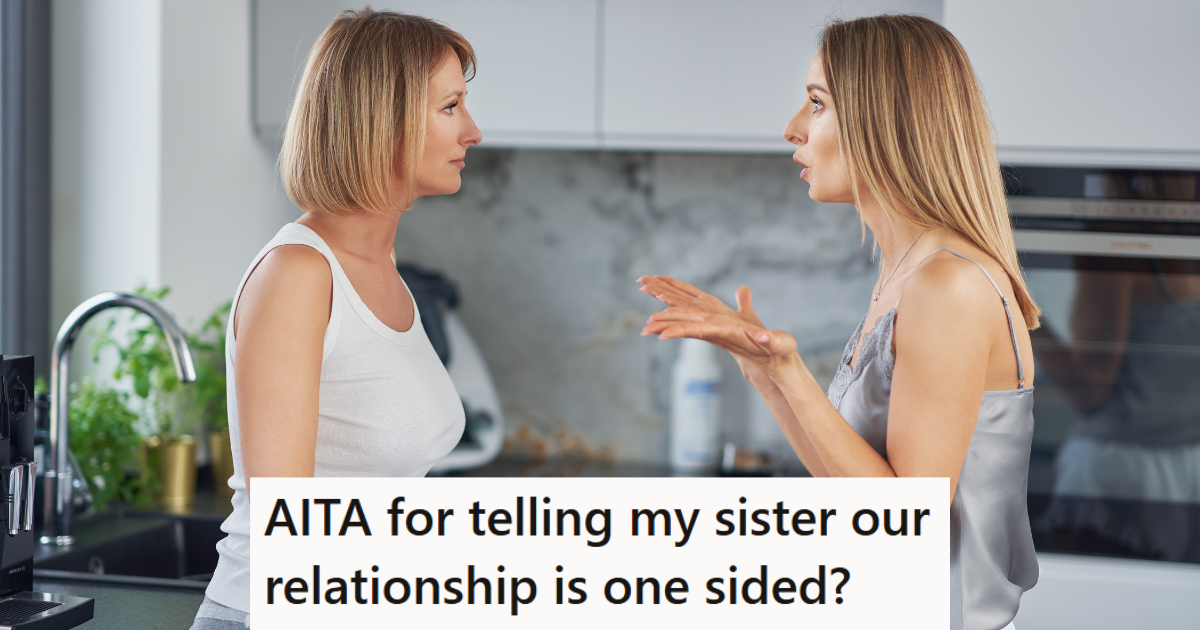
left=254, top=0, right=599, bottom=148
left=253, top=0, right=339, bottom=140
left=600, top=0, right=942, bottom=153
left=945, top=0, right=1200, bottom=168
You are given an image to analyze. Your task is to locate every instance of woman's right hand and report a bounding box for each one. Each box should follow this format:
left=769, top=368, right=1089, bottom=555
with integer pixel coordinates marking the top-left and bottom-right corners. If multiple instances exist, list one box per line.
left=637, top=275, right=777, bottom=390
left=638, top=275, right=831, bottom=477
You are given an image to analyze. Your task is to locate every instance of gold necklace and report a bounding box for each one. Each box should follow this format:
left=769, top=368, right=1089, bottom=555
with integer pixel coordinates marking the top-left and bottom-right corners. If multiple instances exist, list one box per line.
left=873, top=229, right=927, bottom=302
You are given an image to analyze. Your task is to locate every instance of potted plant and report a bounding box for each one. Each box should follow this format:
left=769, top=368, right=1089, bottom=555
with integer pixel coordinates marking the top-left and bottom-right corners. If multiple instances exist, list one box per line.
left=66, top=379, right=155, bottom=510
left=89, top=288, right=235, bottom=506
left=190, top=301, right=233, bottom=498
left=95, top=286, right=203, bottom=507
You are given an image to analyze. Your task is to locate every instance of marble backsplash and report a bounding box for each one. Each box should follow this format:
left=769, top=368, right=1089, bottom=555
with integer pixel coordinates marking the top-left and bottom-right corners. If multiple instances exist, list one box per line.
left=395, top=149, right=880, bottom=467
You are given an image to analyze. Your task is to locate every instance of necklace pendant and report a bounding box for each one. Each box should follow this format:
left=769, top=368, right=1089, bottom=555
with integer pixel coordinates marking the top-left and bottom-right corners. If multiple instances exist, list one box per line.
left=872, top=292, right=880, bottom=302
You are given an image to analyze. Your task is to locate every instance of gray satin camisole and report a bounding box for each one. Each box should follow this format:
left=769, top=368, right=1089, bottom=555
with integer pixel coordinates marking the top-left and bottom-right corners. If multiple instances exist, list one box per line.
left=826, top=249, right=1040, bottom=630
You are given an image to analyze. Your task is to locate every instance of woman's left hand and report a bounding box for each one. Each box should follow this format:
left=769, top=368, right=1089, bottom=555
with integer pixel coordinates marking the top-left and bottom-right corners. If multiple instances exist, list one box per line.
left=638, top=275, right=800, bottom=378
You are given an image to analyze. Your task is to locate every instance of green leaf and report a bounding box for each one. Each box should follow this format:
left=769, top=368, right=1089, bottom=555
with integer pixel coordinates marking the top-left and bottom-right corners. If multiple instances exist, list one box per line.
left=81, top=286, right=231, bottom=445
left=68, top=379, right=145, bottom=510
left=133, top=372, right=151, bottom=399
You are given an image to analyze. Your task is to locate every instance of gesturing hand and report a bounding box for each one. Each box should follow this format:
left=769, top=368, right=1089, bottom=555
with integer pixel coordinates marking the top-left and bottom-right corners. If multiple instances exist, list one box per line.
left=637, top=275, right=800, bottom=379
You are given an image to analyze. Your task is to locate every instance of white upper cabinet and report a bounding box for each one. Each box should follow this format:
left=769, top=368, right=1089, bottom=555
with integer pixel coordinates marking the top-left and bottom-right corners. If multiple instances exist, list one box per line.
left=409, top=0, right=600, bottom=148
left=945, top=0, right=1200, bottom=168
left=599, top=0, right=941, bottom=153
left=255, top=1, right=1200, bottom=162
left=254, top=0, right=942, bottom=152
left=253, top=0, right=337, bottom=141
left=254, top=0, right=600, bottom=148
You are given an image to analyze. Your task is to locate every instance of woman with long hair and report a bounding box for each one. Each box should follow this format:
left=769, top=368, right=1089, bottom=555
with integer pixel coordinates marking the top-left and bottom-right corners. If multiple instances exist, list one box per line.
left=192, top=10, right=481, bottom=629
left=640, top=15, right=1039, bottom=630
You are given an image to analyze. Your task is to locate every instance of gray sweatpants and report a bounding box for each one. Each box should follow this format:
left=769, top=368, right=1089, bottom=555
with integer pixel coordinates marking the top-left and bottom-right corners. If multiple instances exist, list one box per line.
left=189, top=596, right=249, bottom=630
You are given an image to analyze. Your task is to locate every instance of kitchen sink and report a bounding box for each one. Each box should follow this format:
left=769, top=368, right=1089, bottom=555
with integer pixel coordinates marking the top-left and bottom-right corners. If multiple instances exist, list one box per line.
left=34, top=511, right=224, bottom=584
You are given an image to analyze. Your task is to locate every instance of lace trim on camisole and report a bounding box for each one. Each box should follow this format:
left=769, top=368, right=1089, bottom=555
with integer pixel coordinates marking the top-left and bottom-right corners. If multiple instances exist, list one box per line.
left=827, top=303, right=899, bottom=409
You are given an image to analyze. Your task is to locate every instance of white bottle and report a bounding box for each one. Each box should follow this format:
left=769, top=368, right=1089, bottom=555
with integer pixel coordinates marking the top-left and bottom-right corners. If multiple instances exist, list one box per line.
left=670, top=339, right=722, bottom=473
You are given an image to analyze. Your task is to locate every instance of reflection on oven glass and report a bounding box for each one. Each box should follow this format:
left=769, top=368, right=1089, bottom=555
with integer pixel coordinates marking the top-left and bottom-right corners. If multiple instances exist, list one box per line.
left=1027, top=257, right=1200, bottom=562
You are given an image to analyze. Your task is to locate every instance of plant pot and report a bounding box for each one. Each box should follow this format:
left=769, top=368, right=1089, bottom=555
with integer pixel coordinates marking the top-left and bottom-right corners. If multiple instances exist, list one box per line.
left=208, top=428, right=235, bottom=498
left=140, top=435, right=197, bottom=507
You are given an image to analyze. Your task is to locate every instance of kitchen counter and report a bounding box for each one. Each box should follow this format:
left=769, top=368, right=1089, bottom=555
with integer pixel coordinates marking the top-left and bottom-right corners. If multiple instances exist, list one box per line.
left=32, top=577, right=204, bottom=629
left=30, top=483, right=232, bottom=629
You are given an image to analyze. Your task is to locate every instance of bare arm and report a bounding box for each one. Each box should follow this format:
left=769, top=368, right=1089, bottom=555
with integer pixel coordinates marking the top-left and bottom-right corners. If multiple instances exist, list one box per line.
left=744, top=364, right=832, bottom=477
left=233, top=245, right=332, bottom=493
left=884, top=261, right=998, bottom=499
left=763, top=352, right=892, bottom=478
left=643, top=257, right=1007, bottom=500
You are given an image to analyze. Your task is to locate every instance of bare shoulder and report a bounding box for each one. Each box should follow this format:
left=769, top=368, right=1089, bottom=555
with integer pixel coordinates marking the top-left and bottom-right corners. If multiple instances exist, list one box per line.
left=895, top=249, right=1008, bottom=350
left=255, top=244, right=330, bottom=279
left=906, top=250, right=1005, bottom=314
left=235, top=244, right=333, bottom=337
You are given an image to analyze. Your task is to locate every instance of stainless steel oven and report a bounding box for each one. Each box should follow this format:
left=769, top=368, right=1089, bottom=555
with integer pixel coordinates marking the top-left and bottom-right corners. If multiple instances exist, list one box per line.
left=1007, top=166, right=1200, bottom=565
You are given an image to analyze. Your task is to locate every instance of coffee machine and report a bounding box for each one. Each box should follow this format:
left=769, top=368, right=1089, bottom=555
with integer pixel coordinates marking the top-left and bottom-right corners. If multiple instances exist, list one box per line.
left=0, top=356, right=92, bottom=629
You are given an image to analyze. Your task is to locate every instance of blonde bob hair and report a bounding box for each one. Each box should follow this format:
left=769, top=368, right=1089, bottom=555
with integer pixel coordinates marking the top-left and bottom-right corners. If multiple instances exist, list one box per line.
left=820, top=15, right=1040, bottom=329
left=281, top=8, right=475, bottom=215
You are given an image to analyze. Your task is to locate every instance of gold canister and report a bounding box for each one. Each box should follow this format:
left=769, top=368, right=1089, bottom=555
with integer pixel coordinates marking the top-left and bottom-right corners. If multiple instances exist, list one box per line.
left=141, top=435, right=197, bottom=507
left=208, top=428, right=235, bottom=498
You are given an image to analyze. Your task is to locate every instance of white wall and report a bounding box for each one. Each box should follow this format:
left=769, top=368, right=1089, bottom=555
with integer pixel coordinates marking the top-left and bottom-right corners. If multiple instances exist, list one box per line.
left=159, top=0, right=296, bottom=328
left=52, top=0, right=297, bottom=337
left=51, top=0, right=163, bottom=329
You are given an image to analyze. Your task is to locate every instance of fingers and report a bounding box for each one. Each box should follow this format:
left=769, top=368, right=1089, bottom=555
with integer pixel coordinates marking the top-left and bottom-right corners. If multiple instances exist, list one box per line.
left=637, top=279, right=685, bottom=305
left=645, top=289, right=699, bottom=308
left=643, top=314, right=771, bottom=351
left=734, top=285, right=768, bottom=328
left=638, top=275, right=734, bottom=317
left=645, top=306, right=709, bottom=324
left=637, top=275, right=711, bottom=302
left=644, top=317, right=795, bottom=360
left=637, top=277, right=796, bottom=370
left=735, top=286, right=754, bottom=312
left=638, top=277, right=702, bottom=307
left=655, top=275, right=706, bottom=298
left=637, top=275, right=703, bottom=298
left=641, top=304, right=711, bottom=334
left=641, top=311, right=721, bottom=338
left=640, top=321, right=670, bottom=336
left=636, top=275, right=686, bottom=294
left=749, top=329, right=799, bottom=357
left=653, top=320, right=767, bottom=351
left=641, top=307, right=721, bottom=330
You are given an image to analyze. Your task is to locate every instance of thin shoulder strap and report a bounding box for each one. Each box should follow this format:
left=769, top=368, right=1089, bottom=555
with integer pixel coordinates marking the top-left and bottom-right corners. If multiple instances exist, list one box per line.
left=926, top=248, right=1026, bottom=388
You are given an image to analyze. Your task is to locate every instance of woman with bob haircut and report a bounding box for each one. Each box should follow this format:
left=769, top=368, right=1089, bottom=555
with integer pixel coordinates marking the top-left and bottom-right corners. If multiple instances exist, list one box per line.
left=640, top=15, right=1038, bottom=630
left=192, top=9, right=480, bottom=628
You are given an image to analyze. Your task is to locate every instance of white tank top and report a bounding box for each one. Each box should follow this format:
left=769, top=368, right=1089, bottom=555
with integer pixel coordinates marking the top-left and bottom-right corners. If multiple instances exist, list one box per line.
left=206, top=223, right=465, bottom=612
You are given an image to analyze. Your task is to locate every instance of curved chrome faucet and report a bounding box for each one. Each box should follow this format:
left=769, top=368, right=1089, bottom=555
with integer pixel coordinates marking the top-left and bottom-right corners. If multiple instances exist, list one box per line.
left=41, top=292, right=197, bottom=545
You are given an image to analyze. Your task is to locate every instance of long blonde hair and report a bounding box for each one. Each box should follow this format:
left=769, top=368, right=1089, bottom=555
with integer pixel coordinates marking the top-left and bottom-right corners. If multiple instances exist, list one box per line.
left=280, top=8, right=475, bottom=215
left=820, top=15, right=1040, bottom=328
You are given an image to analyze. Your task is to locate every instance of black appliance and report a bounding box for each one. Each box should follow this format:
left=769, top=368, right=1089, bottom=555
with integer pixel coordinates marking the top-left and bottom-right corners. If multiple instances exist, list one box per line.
left=0, top=356, right=92, bottom=629
left=1006, top=166, right=1200, bottom=565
